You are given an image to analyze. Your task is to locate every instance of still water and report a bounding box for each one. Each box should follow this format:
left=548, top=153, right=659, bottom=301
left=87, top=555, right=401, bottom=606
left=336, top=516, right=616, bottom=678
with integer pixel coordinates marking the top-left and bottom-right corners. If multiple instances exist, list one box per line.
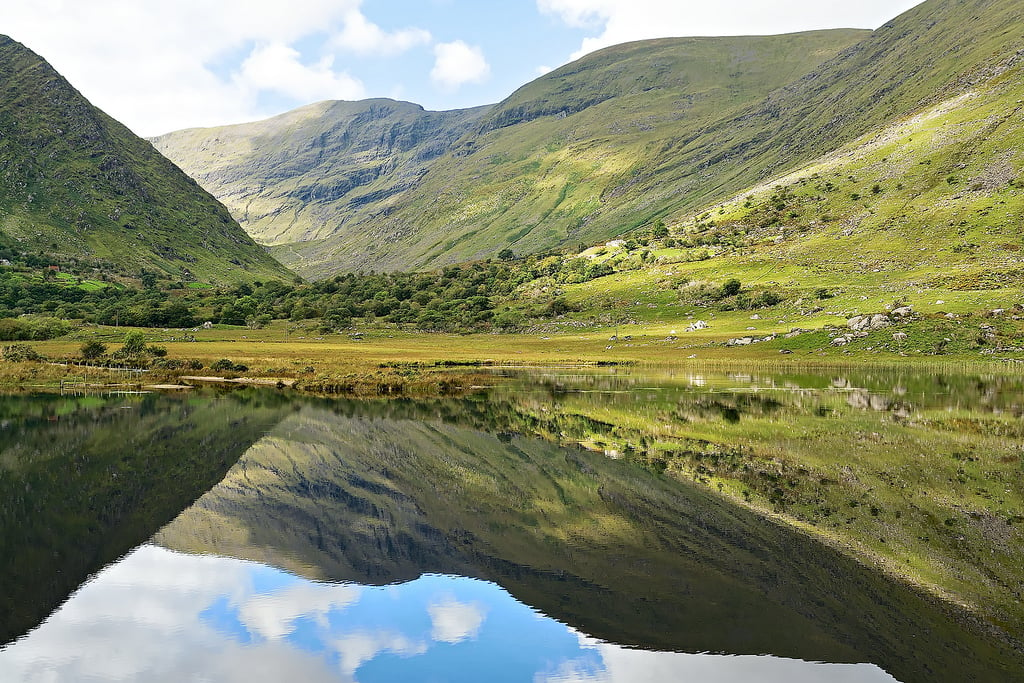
left=0, top=369, right=1021, bottom=682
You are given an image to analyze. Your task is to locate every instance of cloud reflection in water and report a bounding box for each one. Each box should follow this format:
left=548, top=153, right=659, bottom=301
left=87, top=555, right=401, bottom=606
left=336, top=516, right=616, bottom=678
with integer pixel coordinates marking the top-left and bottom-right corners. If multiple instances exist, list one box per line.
left=0, top=545, right=897, bottom=682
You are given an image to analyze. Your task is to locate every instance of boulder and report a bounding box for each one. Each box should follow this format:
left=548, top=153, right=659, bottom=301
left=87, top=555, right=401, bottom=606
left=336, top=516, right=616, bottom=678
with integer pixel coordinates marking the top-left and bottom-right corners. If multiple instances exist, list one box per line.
left=891, top=306, right=914, bottom=317
left=869, top=314, right=892, bottom=329
left=848, top=314, right=892, bottom=331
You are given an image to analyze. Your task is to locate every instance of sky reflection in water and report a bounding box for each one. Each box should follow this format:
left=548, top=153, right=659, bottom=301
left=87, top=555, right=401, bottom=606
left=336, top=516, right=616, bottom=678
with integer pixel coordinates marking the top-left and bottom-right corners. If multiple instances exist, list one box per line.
left=1, top=545, right=896, bottom=683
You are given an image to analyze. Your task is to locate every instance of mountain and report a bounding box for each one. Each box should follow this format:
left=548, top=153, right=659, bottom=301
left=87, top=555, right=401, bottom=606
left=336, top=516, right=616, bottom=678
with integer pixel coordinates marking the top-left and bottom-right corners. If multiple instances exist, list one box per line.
left=153, top=29, right=869, bottom=278
left=151, top=100, right=489, bottom=252
left=153, top=0, right=1024, bottom=281
left=0, top=36, right=292, bottom=284
left=519, top=29, right=1024, bottom=340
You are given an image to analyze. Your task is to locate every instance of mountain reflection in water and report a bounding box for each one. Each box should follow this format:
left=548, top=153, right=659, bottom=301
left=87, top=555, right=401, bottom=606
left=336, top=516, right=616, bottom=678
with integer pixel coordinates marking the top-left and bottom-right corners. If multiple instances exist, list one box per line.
left=1, top=372, right=1022, bottom=682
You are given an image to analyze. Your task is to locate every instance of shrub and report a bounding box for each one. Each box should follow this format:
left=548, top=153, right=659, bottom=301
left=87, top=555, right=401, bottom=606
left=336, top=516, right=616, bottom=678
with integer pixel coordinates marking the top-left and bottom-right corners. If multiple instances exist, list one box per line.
left=121, top=330, right=146, bottom=356
left=80, top=340, right=107, bottom=359
left=718, top=278, right=742, bottom=298
left=1, top=344, right=45, bottom=362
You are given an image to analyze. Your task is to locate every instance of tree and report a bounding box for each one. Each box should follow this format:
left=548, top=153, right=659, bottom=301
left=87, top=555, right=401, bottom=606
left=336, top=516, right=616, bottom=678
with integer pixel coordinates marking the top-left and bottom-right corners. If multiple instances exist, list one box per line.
left=498, top=248, right=516, bottom=261
left=121, top=330, right=146, bottom=357
left=80, top=340, right=107, bottom=359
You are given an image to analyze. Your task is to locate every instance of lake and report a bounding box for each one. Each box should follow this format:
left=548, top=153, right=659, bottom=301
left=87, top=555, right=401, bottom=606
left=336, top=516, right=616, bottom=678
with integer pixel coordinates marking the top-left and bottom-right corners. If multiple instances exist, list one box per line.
left=1, top=368, right=1022, bottom=681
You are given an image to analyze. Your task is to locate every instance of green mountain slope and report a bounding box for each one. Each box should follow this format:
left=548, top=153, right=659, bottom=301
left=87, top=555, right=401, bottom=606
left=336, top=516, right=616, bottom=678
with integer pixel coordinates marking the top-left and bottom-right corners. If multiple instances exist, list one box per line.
left=524, top=49, right=1024, bottom=341
left=0, top=36, right=292, bottom=284
left=363, top=0, right=1023, bottom=277
left=153, top=29, right=868, bottom=278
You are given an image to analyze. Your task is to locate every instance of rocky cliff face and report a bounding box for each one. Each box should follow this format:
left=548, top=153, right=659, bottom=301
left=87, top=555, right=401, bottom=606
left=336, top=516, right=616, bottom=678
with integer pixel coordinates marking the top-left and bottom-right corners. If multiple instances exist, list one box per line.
left=151, top=99, right=490, bottom=248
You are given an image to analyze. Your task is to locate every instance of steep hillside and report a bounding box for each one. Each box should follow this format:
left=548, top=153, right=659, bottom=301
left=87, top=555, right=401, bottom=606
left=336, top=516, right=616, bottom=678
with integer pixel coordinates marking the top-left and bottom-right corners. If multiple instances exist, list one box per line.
left=519, top=50, right=1024, bottom=346
left=359, top=0, right=1023, bottom=277
left=154, top=30, right=868, bottom=278
left=0, top=36, right=291, bottom=284
left=151, top=100, right=489, bottom=249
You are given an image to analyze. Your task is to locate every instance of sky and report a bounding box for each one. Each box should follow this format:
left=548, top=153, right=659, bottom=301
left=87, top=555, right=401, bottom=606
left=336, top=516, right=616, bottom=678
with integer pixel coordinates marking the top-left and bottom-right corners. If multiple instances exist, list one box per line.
left=2, top=1, right=924, bottom=136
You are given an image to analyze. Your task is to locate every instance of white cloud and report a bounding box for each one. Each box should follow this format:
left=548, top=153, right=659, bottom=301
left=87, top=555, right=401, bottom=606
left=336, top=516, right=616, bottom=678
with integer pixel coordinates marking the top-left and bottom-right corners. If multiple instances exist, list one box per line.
left=237, top=581, right=363, bottom=641
left=0, top=0, right=419, bottom=135
left=427, top=598, right=486, bottom=643
left=235, top=43, right=366, bottom=103
left=334, top=9, right=432, bottom=56
left=538, top=0, right=926, bottom=60
left=0, top=546, right=344, bottom=683
left=430, top=41, right=491, bottom=91
left=332, top=632, right=427, bottom=677
left=535, top=632, right=899, bottom=683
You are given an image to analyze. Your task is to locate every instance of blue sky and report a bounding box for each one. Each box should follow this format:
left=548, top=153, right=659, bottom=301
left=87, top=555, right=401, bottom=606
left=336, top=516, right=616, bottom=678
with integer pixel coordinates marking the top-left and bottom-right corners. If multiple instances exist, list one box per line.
left=3, top=1, right=924, bottom=136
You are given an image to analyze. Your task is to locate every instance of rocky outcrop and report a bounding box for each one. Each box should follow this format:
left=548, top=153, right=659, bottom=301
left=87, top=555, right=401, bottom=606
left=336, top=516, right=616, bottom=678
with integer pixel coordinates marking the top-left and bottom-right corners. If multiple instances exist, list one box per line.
left=848, top=314, right=893, bottom=331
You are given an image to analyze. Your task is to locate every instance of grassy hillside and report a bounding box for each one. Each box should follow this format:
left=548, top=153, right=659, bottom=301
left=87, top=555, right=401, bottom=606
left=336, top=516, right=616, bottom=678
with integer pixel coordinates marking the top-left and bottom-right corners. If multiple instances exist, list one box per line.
left=153, top=30, right=868, bottom=278
left=509, top=51, right=1024, bottom=350
left=0, top=36, right=292, bottom=284
left=152, top=0, right=1024, bottom=281
left=371, top=0, right=1023, bottom=276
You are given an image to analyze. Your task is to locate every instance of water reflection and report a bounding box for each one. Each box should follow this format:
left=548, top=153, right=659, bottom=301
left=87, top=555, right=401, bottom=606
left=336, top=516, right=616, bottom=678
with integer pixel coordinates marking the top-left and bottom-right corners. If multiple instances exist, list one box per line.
left=0, top=545, right=896, bottom=683
left=1, top=370, right=1022, bottom=682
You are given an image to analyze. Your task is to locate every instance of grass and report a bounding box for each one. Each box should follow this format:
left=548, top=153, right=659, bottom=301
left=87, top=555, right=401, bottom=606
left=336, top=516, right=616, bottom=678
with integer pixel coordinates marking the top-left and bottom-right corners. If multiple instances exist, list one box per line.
left=12, top=314, right=1022, bottom=398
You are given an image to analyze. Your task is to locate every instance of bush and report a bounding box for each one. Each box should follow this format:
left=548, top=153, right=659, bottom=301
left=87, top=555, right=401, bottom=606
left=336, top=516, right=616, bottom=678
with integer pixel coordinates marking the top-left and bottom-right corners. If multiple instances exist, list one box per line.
left=1, top=344, right=45, bottom=362
left=121, top=330, right=146, bottom=356
left=545, top=297, right=575, bottom=317
left=211, top=358, right=247, bottom=372
left=80, top=340, right=107, bottom=359
left=718, top=279, right=741, bottom=298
